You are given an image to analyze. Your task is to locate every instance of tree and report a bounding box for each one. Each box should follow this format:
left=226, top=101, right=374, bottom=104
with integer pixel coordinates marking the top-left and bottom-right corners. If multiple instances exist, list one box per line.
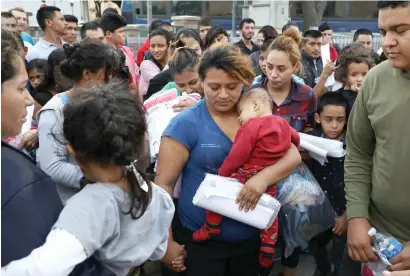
left=301, top=1, right=327, bottom=32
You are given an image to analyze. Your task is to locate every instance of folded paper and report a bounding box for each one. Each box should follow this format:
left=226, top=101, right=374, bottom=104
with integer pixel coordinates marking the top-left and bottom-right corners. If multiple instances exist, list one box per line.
left=193, top=174, right=281, bottom=230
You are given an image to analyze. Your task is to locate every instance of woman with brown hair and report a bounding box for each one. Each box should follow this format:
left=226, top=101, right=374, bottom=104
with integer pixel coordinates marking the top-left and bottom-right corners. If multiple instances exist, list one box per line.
left=156, top=43, right=301, bottom=276
left=251, top=28, right=317, bottom=133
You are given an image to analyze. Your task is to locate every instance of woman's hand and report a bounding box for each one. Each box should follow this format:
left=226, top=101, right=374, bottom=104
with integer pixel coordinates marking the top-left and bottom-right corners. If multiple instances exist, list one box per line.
left=236, top=144, right=301, bottom=212
left=236, top=176, right=269, bottom=212
left=18, top=129, right=38, bottom=150
left=172, top=97, right=197, bottom=112
left=161, top=239, right=187, bottom=272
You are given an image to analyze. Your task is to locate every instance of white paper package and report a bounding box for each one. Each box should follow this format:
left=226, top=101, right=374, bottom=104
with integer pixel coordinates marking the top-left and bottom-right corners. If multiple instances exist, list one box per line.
left=192, top=174, right=281, bottom=230
left=298, top=132, right=346, bottom=165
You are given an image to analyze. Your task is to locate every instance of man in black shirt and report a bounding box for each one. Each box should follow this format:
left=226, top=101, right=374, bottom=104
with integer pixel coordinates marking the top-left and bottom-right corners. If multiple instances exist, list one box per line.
left=234, top=18, right=259, bottom=55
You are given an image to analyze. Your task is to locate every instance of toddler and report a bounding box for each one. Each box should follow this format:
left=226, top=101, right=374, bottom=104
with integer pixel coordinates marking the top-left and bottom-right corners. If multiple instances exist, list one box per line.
left=193, top=88, right=300, bottom=269
left=334, top=43, right=375, bottom=114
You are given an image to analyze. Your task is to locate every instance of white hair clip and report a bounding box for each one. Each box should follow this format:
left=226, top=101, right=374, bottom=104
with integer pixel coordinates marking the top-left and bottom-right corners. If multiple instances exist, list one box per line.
left=126, top=160, right=149, bottom=192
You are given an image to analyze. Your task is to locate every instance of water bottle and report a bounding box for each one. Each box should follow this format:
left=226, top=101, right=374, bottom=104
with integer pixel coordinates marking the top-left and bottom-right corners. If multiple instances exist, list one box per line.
left=368, top=227, right=403, bottom=260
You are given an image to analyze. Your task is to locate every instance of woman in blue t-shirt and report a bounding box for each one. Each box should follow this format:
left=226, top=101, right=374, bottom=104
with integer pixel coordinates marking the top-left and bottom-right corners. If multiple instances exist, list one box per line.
left=155, top=43, right=301, bottom=276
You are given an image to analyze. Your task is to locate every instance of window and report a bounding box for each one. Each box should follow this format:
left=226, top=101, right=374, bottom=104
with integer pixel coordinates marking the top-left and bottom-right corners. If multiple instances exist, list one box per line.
left=141, top=1, right=168, bottom=16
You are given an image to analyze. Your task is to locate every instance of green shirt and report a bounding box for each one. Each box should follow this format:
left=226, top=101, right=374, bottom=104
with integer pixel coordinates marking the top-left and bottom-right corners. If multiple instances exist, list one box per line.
left=345, top=61, right=410, bottom=241
left=161, top=82, right=182, bottom=96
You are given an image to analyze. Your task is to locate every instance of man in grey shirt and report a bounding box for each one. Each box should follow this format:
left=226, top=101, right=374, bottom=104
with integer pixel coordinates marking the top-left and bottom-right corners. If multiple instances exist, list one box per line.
left=26, top=6, right=67, bottom=62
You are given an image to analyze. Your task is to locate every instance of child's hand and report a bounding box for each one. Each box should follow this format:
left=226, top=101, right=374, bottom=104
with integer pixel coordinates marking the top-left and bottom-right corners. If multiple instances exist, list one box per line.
left=333, top=213, right=347, bottom=236
left=351, top=83, right=361, bottom=92
left=171, top=254, right=186, bottom=271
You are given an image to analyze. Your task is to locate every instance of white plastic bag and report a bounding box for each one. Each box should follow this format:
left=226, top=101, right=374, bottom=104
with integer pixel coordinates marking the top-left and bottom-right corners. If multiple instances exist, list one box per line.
left=193, top=174, right=281, bottom=229
left=362, top=262, right=388, bottom=276
left=277, top=163, right=337, bottom=257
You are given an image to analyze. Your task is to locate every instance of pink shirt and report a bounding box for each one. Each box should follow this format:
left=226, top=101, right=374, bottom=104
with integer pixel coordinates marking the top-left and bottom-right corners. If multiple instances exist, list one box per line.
left=118, top=45, right=140, bottom=85
left=139, top=60, right=161, bottom=96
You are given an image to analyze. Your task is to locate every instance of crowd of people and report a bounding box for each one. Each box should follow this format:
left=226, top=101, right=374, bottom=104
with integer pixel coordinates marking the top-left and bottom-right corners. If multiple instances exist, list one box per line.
left=1, top=1, right=410, bottom=276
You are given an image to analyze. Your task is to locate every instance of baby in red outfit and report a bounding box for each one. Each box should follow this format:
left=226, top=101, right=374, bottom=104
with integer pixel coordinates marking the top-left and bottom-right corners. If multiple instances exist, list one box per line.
left=193, top=88, right=300, bottom=269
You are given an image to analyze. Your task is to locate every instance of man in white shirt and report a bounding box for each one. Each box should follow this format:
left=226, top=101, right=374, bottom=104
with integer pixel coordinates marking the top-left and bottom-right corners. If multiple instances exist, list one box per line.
left=26, top=6, right=67, bottom=62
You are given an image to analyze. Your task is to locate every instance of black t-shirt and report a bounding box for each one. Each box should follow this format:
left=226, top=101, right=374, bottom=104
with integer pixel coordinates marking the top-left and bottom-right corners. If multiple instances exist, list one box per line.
left=338, top=88, right=357, bottom=116
left=308, top=129, right=346, bottom=216
left=144, top=69, right=172, bottom=101
left=34, top=91, right=54, bottom=106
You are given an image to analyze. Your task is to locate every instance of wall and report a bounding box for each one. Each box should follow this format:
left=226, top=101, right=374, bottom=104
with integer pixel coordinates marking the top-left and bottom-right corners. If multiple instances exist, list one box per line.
left=244, top=0, right=289, bottom=32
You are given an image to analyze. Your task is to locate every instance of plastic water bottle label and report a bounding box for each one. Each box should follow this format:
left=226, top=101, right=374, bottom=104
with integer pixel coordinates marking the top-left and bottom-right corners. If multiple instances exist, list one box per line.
left=380, top=238, right=403, bottom=260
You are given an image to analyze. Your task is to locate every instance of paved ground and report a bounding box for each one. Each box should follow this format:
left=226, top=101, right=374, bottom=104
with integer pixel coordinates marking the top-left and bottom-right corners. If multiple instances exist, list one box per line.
left=144, top=254, right=316, bottom=276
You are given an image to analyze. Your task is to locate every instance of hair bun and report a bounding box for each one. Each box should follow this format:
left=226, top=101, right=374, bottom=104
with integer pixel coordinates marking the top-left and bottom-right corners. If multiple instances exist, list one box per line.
left=282, top=27, right=302, bottom=46
left=63, top=43, right=79, bottom=59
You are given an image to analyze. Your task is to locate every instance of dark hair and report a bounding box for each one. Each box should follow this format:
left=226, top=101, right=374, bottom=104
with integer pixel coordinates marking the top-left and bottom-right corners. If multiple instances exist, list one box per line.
left=64, top=14, right=78, bottom=24
left=378, top=1, right=410, bottom=9
left=335, top=43, right=375, bottom=84
left=317, top=92, right=348, bottom=115
left=60, top=39, right=123, bottom=82
left=54, top=66, right=75, bottom=93
left=239, top=18, right=255, bottom=30
left=100, top=12, right=127, bottom=34
left=172, top=28, right=201, bottom=47
left=258, top=25, right=278, bottom=40
left=160, top=21, right=173, bottom=28
left=199, top=16, right=213, bottom=27
left=36, top=6, right=61, bottom=30
left=160, top=21, right=175, bottom=35
left=36, top=48, right=66, bottom=93
left=168, top=48, right=199, bottom=76
left=62, top=84, right=152, bottom=219
left=1, top=12, right=15, bottom=19
left=80, top=22, right=102, bottom=40
left=319, top=22, right=332, bottom=32
left=303, top=30, right=323, bottom=39
left=260, top=37, right=275, bottom=52
left=1, top=27, right=23, bottom=84
left=149, top=28, right=172, bottom=44
left=204, top=25, right=228, bottom=49
left=149, top=19, right=163, bottom=33
left=353, top=28, right=373, bottom=41
left=26, top=58, right=48, bottom=74
left=102, top=7, right=119, bottom=16
left=282, top=22, right=298, bottom=34
left=199, top=43, right=255, bottom=87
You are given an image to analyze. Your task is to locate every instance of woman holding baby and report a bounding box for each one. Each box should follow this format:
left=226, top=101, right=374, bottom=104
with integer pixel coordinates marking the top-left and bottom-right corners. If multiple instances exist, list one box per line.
left=156, top=43, right=301, bottom=276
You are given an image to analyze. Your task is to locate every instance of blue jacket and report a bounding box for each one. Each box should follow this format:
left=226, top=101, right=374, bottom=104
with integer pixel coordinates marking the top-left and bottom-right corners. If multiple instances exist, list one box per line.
left=1, top=142, right=115, bottom=276
left=1, top=141, right=63, bottom=265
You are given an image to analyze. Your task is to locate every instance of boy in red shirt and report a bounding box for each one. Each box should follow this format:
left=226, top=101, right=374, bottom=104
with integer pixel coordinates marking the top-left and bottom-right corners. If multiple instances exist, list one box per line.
left=193, top=88, right=300, bottom=270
